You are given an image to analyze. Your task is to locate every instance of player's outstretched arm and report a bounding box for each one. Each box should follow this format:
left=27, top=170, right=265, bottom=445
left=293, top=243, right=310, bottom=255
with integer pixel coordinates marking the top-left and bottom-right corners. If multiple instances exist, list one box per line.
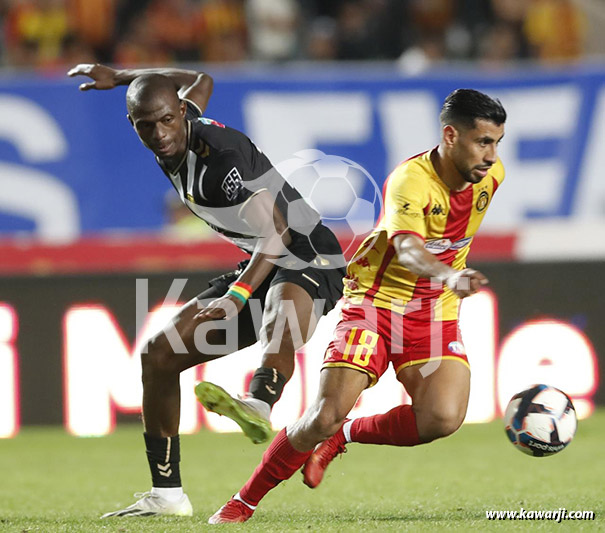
left=392, top=233, right=488, bottom=298
left=67, top=63, right=214, bottom=113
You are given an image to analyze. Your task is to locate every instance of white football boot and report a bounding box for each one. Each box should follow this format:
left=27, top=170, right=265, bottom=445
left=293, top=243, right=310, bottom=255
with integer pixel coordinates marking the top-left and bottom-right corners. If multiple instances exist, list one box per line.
left=195, top=382, right=272, bottom=444
left=101, top=491, right=193, bottom=518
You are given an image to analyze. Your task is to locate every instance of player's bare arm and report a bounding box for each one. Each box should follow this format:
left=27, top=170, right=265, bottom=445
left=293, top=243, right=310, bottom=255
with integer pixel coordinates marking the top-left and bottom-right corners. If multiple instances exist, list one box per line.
left=392, top=233, right=488, bottom=298
left=67, top=63, right=214, bottom=114
left=196, top=190, right=291, bottom=320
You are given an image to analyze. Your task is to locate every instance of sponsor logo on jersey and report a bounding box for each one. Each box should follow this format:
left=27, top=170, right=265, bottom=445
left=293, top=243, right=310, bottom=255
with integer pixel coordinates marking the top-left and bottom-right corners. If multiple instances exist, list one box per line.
left=424, top=238, right=452, bottom=254
left=425, top=236, right=472, bottom=254
left=199, top=117, right=225, bottom=128
left=393, top=199, right=421, bottom=217
left=476, top=191, right=489, bottom=212
left=222, top=167, right=243, bottom=201
left=450, top=236, right=472, bottom=250
left=447, top=341, right=466, bottom=355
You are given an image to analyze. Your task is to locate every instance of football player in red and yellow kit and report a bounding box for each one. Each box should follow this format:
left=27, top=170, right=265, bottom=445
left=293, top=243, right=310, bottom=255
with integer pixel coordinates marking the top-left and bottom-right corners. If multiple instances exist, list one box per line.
left=209, top=89, right=506, bottom=523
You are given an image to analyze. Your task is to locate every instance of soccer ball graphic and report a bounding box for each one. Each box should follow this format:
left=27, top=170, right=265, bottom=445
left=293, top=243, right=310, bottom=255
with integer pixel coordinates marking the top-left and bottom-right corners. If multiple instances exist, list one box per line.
left=278, top=149, right=382, bottom=259
left=504, top=384, right=577, bottom=457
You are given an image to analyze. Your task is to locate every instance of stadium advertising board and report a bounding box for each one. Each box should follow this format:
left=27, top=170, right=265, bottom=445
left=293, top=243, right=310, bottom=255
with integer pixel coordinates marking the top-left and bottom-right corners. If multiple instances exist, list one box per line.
left=1, top=65, right=605, bottom=251
left=0, top=261, right=600, bottom=438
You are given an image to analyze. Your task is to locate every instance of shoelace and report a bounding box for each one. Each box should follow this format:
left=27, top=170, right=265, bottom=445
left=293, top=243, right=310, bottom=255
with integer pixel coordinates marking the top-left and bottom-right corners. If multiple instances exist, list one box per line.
left=221, top=500, right=251, bottom=519
left=317, top=442, right=347, bottom=468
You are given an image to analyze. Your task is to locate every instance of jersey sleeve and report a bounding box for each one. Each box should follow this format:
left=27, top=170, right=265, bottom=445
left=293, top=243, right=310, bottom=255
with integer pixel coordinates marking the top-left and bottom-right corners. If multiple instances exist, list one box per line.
left=202, top=150, right=259, bottom=210
left=382, top=165, right=430, bottom=241
left=184, top=99, right=203, bottom=120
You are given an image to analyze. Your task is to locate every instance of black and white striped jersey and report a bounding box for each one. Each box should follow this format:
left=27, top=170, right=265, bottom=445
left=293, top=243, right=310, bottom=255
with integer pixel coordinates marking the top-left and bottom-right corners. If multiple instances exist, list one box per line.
left=156, top=99, right=343, bottom=266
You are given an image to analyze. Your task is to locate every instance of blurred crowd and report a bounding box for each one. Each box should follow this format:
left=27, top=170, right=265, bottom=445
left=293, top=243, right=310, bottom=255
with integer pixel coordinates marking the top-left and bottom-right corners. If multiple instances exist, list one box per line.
left=0, top=0, right=591, bottom=71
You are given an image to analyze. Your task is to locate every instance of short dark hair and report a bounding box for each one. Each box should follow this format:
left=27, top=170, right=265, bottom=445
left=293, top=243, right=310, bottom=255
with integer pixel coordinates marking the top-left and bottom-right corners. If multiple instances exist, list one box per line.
left=440, top=89, right=506, bottom=130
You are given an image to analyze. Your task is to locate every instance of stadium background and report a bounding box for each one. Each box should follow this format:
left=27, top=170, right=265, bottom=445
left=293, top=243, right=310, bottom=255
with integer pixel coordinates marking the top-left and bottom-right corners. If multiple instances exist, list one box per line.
left=0, top=0, right=603, bottom=441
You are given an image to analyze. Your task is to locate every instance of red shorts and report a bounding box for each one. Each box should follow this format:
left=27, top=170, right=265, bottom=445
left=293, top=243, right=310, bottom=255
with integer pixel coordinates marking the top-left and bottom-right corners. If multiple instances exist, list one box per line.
left=323, top=303, right=469, bottom=385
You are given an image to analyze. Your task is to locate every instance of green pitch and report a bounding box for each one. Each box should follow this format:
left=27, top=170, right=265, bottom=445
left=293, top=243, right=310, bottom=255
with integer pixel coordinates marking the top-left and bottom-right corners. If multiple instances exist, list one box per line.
left=2, top=410, right=603, bottom=532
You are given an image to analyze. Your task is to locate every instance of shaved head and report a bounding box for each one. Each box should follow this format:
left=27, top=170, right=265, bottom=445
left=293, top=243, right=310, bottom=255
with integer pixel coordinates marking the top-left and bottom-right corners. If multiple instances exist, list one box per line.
left=126, top=73, right=188, bottom=164
left=126, top=74, right=180, bottom=114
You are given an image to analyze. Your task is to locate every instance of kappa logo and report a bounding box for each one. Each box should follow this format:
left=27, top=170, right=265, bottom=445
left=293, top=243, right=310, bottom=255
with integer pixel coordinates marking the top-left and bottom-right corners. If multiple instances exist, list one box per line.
left=430, top=204, right=445, bottom=216
left=476, top=191, right=489, bottom=212
left=221, top=167, right=243, bottom=201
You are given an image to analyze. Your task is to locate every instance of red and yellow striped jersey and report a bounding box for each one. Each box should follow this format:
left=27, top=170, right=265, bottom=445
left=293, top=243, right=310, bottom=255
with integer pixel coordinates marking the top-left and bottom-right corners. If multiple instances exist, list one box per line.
left=344, top=148, right=505, bottom=321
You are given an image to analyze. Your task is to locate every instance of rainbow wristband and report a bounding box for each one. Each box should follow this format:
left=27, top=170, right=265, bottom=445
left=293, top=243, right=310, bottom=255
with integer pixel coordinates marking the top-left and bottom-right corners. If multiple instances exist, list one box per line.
left=227, top=281, right=253, bottom=305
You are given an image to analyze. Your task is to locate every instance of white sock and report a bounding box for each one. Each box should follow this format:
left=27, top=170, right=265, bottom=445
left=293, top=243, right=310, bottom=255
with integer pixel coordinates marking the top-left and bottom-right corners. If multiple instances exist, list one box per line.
left=234, top=492, right=256, bottom=510
left=343, top=419, right=354, bottom=443
left=242, top=398, right=271, bottom=420
left=151, top=486, right=184, bottom=502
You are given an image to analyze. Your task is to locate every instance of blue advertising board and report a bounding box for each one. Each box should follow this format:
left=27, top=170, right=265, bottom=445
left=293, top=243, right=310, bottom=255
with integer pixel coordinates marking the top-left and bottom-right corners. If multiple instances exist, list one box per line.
left=2, top=64, right=605, bottom=241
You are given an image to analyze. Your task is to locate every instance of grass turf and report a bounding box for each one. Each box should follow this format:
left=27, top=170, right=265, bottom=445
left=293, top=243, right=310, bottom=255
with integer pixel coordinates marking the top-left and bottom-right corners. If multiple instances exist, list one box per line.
left=1, top=410, right=603, bottom=532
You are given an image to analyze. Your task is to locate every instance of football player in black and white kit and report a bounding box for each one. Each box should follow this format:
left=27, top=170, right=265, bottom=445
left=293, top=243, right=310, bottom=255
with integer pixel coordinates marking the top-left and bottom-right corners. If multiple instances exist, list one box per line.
left=68, top=64, right=345, bottom=518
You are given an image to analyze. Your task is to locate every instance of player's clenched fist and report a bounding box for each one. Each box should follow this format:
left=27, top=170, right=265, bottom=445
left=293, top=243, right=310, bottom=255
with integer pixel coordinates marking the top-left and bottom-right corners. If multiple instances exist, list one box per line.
left=445, top=268, right=488, bottom=298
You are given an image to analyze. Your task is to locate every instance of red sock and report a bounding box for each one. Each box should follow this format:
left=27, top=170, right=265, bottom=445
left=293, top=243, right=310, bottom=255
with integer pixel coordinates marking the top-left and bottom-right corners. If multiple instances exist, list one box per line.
left=350, top=404, right=422, bottom=446
left=239, top=428, right=312, bottom=506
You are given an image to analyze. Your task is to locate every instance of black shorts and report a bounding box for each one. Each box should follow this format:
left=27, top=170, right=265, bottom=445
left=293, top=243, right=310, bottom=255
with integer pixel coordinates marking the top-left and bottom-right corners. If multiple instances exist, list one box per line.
left=196, top=260, right=344, bottom=350
left=204, top=259, right=344, bottom=316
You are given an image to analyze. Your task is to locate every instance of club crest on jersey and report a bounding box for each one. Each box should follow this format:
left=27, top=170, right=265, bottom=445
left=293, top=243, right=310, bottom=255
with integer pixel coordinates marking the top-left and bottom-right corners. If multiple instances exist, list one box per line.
left=222, top=167, right=243, bottom=201
left=476, top=191, right=489, bottom=212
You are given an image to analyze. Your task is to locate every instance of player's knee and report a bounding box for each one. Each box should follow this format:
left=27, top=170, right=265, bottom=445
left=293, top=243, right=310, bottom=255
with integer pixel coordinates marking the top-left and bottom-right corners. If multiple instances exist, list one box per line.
left=141, top=335, right=177, bottom=379
left=421, top=404, right=465, bottom=441
left=311, top=404, right=348, bottom=440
